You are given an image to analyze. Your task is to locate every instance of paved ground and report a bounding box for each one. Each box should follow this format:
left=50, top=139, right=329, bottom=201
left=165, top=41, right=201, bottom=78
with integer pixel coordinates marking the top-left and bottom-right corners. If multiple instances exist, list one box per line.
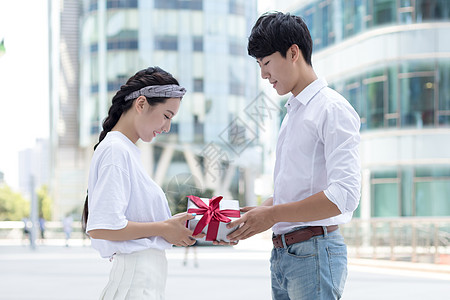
left=1, top=237, right=450, bottom=300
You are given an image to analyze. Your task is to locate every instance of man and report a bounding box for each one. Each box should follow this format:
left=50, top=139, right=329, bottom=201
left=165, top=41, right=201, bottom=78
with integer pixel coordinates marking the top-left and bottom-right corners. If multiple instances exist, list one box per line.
left=227, top=12, right=361, bottom=299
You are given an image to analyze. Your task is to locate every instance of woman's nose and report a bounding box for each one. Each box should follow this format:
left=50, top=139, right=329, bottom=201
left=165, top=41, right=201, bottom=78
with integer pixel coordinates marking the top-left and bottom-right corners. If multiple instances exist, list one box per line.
left=163, top=120, right=171, bottom=133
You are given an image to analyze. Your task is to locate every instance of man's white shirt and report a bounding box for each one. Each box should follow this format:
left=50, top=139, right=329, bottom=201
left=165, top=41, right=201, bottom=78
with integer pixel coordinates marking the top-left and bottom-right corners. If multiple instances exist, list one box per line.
left=272, top=78, right=361, bottom=235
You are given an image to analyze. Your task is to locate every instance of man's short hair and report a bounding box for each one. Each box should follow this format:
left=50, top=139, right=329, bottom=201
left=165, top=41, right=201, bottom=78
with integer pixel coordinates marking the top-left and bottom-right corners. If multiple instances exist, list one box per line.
left=247, top=12, right=313, bottom=66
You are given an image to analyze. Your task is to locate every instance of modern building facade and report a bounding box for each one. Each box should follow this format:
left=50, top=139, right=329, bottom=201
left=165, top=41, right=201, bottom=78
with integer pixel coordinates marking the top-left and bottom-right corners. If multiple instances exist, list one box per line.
left=78, top=0, right=260, bottom=212
left=18, top=139, right=50, bottom=200
left=280, top=0, right=450, bottom=220
left=48, top=0, right=85, bottom=220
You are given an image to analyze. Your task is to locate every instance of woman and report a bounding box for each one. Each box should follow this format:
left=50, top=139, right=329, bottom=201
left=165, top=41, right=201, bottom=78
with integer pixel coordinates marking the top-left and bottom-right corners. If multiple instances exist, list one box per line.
left=82, top=66, right=200, bottom=299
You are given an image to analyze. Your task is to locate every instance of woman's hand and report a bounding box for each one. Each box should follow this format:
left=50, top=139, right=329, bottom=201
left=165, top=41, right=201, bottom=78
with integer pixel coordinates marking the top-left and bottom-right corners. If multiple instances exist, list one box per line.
left=162, top=213, right=204, bottom=247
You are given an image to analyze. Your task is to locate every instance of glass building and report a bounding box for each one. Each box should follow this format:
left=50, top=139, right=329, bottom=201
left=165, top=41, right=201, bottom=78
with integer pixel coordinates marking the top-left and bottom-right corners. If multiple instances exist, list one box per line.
left=78, top=0, right=259, bottom=210
left=284, top=0, right=450, bottom=219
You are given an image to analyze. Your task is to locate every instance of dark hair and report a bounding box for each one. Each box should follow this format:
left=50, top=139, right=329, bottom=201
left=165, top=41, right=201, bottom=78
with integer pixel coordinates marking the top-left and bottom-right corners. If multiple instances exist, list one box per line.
left=247, top=12, right=313, bottom=66
left=81, top=66, right=180, bottom=232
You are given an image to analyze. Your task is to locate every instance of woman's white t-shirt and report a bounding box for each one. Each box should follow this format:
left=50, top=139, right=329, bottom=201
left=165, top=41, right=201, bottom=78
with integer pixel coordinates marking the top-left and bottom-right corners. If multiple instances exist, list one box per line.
left=86, top=131, right=172, bottom=258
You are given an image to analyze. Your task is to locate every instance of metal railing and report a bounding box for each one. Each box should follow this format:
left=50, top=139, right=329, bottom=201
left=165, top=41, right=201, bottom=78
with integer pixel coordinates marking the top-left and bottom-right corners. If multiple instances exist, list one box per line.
left=2, top=218, right=450, bottom=264
left=341, top=217, right=450, bottom=264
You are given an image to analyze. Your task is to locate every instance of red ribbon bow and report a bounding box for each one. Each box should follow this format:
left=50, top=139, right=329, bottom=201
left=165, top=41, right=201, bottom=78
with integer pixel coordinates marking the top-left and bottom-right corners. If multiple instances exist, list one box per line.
left=187, top=195, right=240, bottom=241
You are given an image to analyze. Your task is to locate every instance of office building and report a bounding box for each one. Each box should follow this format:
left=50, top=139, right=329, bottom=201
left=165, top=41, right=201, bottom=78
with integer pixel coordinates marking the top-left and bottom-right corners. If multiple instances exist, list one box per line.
left=78, top=0, right=260, bottom=212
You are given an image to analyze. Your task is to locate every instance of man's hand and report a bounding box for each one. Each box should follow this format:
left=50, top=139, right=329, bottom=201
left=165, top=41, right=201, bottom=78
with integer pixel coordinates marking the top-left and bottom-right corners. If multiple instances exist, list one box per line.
left=226, top=206, right=275, bottom=241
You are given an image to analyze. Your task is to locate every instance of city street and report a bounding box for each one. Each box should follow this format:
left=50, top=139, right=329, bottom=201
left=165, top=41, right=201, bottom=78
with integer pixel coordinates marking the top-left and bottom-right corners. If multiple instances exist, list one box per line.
left=1, top=238, right=450, bottom=300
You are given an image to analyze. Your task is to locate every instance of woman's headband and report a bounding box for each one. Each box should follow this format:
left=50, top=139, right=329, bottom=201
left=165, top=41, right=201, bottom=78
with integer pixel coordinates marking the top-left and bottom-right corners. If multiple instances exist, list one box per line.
left=124, top=84, right=186, bottom=101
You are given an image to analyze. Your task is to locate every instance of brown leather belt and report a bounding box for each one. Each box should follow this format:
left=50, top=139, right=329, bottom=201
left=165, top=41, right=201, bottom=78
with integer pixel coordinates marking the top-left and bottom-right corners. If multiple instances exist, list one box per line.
left=272, top=225, right=339, bottom=248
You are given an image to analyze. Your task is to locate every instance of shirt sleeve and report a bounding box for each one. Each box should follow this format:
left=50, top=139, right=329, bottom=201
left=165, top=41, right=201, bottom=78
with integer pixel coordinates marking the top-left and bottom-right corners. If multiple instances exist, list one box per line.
left=86, top=164, right=131, bottom=232
left=320, top=101, right=361, bottom=214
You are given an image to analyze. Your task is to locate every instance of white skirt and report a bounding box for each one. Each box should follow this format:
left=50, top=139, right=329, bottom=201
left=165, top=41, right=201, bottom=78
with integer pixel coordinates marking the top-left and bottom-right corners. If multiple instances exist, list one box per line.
left=100, top=248, right=168, bottom=300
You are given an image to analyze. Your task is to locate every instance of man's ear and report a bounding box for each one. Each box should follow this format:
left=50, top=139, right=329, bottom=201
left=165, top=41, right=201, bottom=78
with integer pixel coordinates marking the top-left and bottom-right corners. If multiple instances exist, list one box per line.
left=135, top=96, right=146, bottom=112
left=288, top=44, right=301, bottom=62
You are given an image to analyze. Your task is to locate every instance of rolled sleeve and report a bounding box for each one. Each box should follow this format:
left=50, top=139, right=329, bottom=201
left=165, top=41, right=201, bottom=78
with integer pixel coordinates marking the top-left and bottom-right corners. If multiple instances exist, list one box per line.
left=321, top=102, right=361, bottom=214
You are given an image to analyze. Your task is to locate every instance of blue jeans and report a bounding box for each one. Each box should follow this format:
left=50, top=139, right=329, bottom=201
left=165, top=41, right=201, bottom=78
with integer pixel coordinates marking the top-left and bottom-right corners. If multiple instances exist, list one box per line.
left=270, top=227, right=347, bottom=300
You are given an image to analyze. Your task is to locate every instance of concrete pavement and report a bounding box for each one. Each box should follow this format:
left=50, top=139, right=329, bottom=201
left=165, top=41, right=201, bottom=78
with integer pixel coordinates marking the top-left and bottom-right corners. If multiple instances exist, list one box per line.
left=1, top=236, right=450, bottom=300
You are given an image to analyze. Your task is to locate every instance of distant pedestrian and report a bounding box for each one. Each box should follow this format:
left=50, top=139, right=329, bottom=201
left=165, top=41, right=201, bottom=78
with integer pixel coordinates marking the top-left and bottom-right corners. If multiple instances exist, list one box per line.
left=39, top=217, right=46, bottom=240
left=22, top=217, right=30, bottom=244
left=63, top=215, right=73, bottom=247
left=183, top=241, right=199, bottom=268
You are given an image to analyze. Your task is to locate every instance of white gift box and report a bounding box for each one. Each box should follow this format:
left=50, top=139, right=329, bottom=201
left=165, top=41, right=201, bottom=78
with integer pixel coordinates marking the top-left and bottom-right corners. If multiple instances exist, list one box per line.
left=186, top=197, right=240, bottom=243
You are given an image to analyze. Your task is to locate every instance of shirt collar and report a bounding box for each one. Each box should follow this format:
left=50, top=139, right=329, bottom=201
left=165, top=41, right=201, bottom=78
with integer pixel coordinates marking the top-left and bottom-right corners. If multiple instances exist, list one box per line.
left=285, top=78, right=328, bottom=111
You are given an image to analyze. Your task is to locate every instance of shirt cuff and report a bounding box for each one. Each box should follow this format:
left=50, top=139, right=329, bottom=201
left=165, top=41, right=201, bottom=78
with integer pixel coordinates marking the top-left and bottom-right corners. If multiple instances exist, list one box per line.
left=324, top=184, right=348, bottom=214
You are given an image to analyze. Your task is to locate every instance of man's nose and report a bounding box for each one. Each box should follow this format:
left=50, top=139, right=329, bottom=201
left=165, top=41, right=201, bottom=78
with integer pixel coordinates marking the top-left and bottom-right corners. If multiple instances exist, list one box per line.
left=260, top=67, right=269, bottom=79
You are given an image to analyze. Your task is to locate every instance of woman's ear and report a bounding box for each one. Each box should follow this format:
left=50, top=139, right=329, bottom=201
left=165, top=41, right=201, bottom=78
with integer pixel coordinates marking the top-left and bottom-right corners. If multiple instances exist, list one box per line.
left=135, top=96, right=146, bottom=113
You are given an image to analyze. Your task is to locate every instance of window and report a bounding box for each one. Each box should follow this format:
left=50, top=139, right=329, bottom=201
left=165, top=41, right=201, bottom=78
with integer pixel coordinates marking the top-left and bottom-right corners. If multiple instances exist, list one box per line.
left=154, top=36, right=178, bottom=51
left=229, top=82, right=245, bottom=96
left=372, top=170, right=400, bottom=217
left=107, top=39, right=138, bottom=50
left=414, top=167, right=450, bottom=216
left=193, top=37, right=203, bottom=52
left=345, top=80, right=365, bottom=128
left=193, top=78, right=204, bottom=92
left=229, top=40, right=245, bottom=56
left=438, top=62, right=450, bottom=126
left=416, top=0, right=450, bottom=21
left=342, top=0, right=364, bottom=38
left=229, top=0, right=245, bottom=15
left=363, top=73, right=386, bottom=129
left=399, top=71, right=435, bottom=128
left=415, top=180, right=450, bottom=216
left=106, top=0, right=138, bottom=9
left=373, top=0, right=396, bottom=26
left=154, top=0, right=202, bottom=10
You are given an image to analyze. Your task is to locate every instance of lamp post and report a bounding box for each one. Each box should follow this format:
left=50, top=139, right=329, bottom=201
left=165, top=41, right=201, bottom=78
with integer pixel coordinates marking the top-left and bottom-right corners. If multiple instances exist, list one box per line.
left=29, top=175, right=38, bottom=250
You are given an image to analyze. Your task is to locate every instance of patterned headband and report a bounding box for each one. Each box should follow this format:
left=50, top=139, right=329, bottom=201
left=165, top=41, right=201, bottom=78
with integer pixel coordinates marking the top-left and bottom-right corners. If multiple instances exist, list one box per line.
left=124, top=84, right=186, bottom=101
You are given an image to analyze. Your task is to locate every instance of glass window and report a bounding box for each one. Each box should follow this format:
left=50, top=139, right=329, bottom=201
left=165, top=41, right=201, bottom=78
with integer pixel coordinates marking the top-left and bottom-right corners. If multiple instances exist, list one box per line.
left=154, top=0, right=177, bottom=9
left=401, top=167, right=414, bottom=216
left=345, top=80, right=365, bottom=129
left=363, top=73, right=386, bottom=129
left=229, top=40, right=245, bottom=56
left=154, top=36, right=178, bottom=51
left=193, top=37, right=203, bottom=52
left=154, top=0, right=202, bottom=10
left=106, top=0, right=138, bottom=9
left=229, top=0, right=245, bottom=15
left=343, top=0, right=365, bottom=38
left=315, top=1, right=334, bottom=48
left=193, top=78, right=204, bottom=92
left=439, top=63, right=450, bottom=111
left=88, top=0, right=98, bottom=12
left=415, top=167, right=450, bottom=177
left=415, top=180, right=450, bottom=216
left=398, top=0, right=414, bottom=24
left=372, top=182, right=399, bottom=217
left=416, top=0, right=450, bottom=21
left=399, top=67, right=435, bottom=128
left=373, top=0, right=396, bottom=26
left=387, top=67, right=399, bottom=127
left=106, top=39, right=138, bottom=50
left=297, top=5, right=317, bottom=49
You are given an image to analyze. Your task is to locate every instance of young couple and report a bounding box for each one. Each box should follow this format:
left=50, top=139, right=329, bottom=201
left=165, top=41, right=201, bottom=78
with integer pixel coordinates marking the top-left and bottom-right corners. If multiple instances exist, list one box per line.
left=83, top=12, right=361, bottom=300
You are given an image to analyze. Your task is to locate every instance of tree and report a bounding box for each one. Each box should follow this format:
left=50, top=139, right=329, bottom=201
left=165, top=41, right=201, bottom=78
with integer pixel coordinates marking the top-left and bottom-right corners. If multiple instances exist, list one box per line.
left=0, top=184, right=30, bottom=221
left=37, top=185, right=52, bottom=220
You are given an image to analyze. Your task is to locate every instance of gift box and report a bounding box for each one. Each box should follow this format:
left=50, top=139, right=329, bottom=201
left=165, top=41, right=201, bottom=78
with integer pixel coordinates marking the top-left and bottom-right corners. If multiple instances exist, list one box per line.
left=186, top=195, right=240, bottom=242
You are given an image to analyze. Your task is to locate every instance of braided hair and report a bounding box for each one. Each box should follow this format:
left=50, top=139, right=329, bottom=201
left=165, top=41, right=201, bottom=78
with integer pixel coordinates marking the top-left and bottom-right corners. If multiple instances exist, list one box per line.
left=82, top=66, right=180, bottom=232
